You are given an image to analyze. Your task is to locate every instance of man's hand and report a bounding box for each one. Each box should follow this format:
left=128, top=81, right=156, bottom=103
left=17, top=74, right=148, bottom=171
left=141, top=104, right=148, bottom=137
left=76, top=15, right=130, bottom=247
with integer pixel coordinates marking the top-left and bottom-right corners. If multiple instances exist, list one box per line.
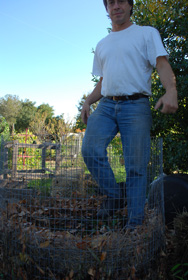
left=81, top=101, right=90, bottom=125
left=81, top=79, right=103, bottom=125
left=154, top=89, right=178, bottom=114
left=155, top=56, right=178, bottom=114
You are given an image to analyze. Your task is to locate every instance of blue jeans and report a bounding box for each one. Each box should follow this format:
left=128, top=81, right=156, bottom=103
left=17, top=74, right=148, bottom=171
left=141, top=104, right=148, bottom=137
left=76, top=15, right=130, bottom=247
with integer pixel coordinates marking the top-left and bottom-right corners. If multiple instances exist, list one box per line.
left=82, top=97, right=152, bottom=226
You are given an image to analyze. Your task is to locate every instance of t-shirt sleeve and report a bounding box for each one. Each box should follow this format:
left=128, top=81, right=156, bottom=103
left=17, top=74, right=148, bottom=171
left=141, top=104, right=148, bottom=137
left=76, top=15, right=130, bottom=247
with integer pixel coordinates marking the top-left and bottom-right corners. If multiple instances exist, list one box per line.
left=146, top=27, right=169, bottom=67
left=92, top=45, right=103, bottom=77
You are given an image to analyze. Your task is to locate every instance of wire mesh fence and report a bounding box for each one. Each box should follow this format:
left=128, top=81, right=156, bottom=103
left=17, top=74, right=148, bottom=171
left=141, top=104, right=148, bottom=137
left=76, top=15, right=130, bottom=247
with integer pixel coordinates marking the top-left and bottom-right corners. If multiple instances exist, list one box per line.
left=0, top=134, right=164, bottom=279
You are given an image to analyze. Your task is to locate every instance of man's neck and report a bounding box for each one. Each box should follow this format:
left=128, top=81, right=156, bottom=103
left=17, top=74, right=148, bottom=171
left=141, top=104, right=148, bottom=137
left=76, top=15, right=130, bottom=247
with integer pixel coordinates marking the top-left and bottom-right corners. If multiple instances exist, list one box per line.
left=112, top=21, right=133, bottom=32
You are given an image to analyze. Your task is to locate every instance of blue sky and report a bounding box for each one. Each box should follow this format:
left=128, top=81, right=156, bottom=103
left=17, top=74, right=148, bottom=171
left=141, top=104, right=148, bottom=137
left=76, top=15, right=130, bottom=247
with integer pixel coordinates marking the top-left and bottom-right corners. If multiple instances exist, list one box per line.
left=0, top=0, right=110, bottom=121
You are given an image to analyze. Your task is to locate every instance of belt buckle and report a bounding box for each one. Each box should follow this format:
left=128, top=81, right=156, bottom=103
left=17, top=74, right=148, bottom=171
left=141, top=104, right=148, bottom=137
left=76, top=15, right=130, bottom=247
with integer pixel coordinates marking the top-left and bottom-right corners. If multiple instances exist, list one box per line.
left=113, top=96, right=118, bottom=101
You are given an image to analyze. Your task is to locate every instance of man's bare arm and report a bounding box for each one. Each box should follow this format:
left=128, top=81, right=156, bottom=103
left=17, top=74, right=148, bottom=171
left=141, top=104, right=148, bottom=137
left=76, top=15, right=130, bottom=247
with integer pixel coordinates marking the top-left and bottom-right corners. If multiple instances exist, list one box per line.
left=81, top=78, right=103, bottom=124
left=155, top=56, right=178, bottom=114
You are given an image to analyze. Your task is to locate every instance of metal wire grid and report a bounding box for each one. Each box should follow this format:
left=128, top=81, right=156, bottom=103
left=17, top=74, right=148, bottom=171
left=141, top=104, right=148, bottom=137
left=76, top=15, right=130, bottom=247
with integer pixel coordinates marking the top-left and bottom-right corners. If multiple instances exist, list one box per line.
left=0, top=136, right=164, bottom=279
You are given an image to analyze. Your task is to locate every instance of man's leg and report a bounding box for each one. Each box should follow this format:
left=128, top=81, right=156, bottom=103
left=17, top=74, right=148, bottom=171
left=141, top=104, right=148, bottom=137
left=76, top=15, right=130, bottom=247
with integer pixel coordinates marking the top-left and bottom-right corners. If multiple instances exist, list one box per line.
left=118, top=98, right=152, bottom=226
left=82, top=98, right=120, bottom=199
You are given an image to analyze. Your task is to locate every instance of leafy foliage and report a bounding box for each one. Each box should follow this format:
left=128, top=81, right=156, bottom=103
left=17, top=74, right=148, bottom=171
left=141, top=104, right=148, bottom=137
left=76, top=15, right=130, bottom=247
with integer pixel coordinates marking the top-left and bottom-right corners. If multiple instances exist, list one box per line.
left=0, top=94, right=21, bottom=134
left=133, top=0, right=188, bottom=173
left=15, top=99, right=37, bottom=132
left=0, top=117, right=10, bottom=143
left=29, top=110, right=73, bottom=142
left=171, top=263, right=188, bottom=280
left=0, top=94, right=72, bottom=142
left=29, top=111, right=49, bottom=142
left=37, top=103, right=54, bottom=124
left=45, top=114, right=73, bottom=142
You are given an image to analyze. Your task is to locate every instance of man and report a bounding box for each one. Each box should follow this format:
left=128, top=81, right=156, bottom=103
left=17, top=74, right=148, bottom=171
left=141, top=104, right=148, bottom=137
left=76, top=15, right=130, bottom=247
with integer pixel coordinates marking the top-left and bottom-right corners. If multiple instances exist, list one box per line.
left=81, top=0, right=178, bottom=227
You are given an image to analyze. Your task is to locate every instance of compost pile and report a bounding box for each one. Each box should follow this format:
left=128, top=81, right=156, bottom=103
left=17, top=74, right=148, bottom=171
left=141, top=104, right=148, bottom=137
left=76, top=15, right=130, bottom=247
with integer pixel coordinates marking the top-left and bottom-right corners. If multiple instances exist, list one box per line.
left=0, top=188, right=165, bottom=280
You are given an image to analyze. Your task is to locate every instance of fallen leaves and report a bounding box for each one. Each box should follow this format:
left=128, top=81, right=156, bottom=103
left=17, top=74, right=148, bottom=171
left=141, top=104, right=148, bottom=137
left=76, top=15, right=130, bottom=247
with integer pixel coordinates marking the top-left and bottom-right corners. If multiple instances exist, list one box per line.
left=91, top=235, right=107, bottom=250
left=7, top=202, right=19, bottom=216
left=69, top=269, right=74, bottom=279
left=88, top=267, right=95, bottom=277
left=39, top=240, right=50, bottom=248
left=76, top=240, right=91, bottom=250
left=1, top=194, right=165, bottom=280
left=100, top=251, right=107, bottom=262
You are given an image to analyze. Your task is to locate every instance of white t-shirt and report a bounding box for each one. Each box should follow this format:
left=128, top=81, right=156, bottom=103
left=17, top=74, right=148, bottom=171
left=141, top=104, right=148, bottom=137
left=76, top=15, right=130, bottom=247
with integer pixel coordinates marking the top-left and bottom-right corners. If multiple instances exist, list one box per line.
left=92, top=24, right=168, bottom=96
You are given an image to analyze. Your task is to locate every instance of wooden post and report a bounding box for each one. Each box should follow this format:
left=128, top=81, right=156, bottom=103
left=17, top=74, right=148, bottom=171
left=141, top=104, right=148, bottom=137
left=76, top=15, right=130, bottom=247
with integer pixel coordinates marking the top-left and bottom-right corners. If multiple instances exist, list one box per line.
left=42, top=144, right=46, bottom=173
left=4, top=142, right=9, bottom=179
left=55, top=143, right=61, bottom=175
left=12, top=140, right=18, bottom=179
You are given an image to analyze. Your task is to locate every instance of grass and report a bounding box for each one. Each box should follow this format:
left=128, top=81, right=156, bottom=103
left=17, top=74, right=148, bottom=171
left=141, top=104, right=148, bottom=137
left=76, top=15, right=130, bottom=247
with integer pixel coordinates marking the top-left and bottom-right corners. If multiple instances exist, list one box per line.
left=27, top=178, right=52, bottom=196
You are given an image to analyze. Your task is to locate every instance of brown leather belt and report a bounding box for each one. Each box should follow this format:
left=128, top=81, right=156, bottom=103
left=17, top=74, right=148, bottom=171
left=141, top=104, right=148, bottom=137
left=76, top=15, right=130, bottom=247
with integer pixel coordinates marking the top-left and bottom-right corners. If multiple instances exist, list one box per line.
left=106, top=93, right=148, bottom=101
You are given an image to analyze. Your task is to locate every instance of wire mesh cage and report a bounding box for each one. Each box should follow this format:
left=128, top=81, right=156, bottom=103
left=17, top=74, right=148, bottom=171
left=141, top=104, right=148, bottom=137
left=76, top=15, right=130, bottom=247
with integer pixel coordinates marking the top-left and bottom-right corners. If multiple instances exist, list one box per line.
left=0, top=134, right=164, bottom=279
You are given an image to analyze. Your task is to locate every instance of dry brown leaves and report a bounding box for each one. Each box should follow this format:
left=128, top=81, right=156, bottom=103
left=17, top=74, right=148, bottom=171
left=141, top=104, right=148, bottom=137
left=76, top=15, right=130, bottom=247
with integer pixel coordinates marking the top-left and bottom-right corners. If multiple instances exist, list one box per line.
left=1, top=193, right=165, bottom=279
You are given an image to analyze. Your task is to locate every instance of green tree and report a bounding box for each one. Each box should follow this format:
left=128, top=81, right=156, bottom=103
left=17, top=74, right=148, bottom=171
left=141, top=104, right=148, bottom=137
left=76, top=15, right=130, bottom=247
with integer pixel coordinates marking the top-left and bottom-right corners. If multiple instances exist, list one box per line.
left=15, top=99, right=37, bottom=132
left=0, top=94, right=22, bottom=135
left=37, top=103, right=54, bottom=124
left=133, top=0, right=188, bottom=173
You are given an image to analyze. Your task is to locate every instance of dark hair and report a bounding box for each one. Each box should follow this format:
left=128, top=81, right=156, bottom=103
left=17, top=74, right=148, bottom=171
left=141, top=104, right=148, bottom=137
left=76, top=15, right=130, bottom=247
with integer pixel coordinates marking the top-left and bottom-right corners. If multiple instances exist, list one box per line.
left=103, top=0, right=133, bottom=16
